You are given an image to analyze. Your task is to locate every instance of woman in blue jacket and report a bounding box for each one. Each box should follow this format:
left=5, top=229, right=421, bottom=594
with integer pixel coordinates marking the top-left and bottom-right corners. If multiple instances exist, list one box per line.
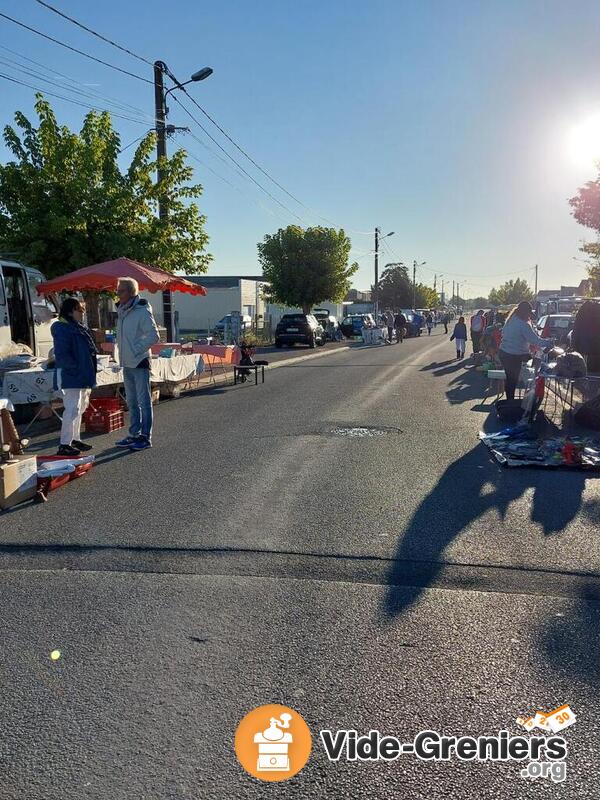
left=51, top=297, right=97, bottom=456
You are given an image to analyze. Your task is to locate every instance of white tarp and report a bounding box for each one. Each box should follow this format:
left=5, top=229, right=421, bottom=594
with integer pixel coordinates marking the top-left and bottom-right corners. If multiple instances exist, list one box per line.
left=1, top=355, right=205, bottom=404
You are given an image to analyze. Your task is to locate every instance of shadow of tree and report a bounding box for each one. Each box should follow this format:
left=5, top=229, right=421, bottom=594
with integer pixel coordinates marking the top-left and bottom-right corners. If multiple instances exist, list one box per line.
left=383, top=443, right=588, bottom=617
left=536, top=583, right=600, bottom=688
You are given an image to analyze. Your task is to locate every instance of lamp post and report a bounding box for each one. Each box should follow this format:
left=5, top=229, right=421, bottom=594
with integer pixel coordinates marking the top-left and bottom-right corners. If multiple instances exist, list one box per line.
left=374, top=227, right=394, bottom=318
left=153, top=61, right=213, bottom=341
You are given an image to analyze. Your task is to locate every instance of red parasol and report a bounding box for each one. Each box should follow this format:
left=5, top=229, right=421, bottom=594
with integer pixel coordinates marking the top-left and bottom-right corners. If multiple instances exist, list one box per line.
left=35, top=257, right=207, bottom=296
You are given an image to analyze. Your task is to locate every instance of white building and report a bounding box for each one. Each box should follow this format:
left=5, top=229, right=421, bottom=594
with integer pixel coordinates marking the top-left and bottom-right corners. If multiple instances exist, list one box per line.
left=143, top=275, right=268, bottom=334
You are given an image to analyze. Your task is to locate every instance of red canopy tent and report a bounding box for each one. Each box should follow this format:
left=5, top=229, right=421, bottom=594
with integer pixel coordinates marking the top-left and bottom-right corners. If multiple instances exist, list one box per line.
left=35, top=257, right=207, bottom=296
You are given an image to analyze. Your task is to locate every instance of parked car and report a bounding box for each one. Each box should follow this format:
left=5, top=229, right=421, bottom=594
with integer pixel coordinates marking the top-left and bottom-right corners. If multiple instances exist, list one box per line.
left=312, top=308, right=340, bottom=339
left=399, top=309, right=422, bottom=337
left=275, top=313, right=326, bottom=348
left=535, top=314, right=574, bottom=345
left=212, top=314, right=252, bottom=335
left=340, top=314, right=374, bottom=338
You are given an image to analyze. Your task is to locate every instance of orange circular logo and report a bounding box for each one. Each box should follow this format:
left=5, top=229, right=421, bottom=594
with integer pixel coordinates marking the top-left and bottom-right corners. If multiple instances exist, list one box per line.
left=234, top=704, right=312, bottom=782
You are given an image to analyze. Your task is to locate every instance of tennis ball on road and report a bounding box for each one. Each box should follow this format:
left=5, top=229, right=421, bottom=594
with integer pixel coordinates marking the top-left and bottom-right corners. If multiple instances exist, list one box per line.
left=50, top=650, right=61, bottom=661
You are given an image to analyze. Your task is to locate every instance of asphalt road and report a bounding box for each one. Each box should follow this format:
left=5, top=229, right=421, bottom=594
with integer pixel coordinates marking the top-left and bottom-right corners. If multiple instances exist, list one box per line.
left=1, top=328, right=599, bottom=799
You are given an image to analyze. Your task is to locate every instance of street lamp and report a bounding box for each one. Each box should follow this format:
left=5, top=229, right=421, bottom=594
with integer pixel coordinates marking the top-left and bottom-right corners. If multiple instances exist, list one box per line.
left=164, top=66, right=214, bottom=104
left=153, top=60, right=213, bottom=341
left=374, top=228, right=394, bottom=318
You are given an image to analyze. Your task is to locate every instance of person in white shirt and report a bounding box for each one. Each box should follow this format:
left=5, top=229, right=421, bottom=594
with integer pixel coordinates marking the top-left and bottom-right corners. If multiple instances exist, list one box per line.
left=499, top=302, right=551, bottom=400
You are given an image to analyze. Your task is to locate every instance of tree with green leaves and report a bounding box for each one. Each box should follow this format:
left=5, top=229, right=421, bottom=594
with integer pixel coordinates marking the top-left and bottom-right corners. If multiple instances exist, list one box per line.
left=488, top=278, right=533, bottom=306
left=0, top=95, right=211, bottom=278
left=373, top=263, right=412, bottom=309
left=414, top=283, right=439, bottom=309
left=257, top=225, right=358, bottom=313
left=569, top=177, right=600, bottom=293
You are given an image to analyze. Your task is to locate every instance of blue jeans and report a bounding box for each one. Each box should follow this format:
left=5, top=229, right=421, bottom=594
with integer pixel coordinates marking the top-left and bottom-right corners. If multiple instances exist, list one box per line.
left=123, top=367, right=153, bottom=441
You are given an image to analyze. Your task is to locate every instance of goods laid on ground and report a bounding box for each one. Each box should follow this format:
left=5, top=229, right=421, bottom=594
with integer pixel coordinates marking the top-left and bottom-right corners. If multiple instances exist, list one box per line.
left=479, top=427, right=600, bottom=469
left=35, top=455, right=95, bottom=500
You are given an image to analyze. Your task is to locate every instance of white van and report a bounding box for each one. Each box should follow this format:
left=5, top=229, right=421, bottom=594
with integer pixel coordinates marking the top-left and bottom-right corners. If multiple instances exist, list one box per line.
left=0, top=258, right=58, bottom=359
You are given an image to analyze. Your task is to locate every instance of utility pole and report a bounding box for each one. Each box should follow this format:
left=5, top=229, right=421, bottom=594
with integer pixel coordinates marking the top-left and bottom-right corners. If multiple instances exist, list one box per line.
left=374, top=227, right=379, bottom=319
left=534, top=264, right=538, bottom=296
left=452, top=280, right=455, bottom=306
left=457, top=283, right=460, bottom=309
left=433, top=274, right=437, bottom=293
left=441, top=279, right=445, bottom=304
left=412, top=260, right=417, bottom=309
left=153, top=60, right=173, bottom=342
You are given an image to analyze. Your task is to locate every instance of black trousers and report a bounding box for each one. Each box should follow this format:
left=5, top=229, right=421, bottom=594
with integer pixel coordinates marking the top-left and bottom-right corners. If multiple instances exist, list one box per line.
left=499, top=350, right=527, bottom=401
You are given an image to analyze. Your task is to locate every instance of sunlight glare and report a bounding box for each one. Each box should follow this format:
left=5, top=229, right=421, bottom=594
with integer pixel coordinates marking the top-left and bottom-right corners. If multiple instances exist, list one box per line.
left=568, top=113, right=600, bottom=169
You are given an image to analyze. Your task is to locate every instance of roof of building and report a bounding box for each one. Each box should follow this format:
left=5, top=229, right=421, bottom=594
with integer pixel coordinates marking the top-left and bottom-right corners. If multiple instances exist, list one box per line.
left=186, top=275, right=266, bottom=288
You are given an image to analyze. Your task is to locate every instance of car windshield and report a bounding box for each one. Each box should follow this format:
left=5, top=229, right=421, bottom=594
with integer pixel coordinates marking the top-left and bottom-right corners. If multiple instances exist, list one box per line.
left=281, top=314, right=306, bottom=321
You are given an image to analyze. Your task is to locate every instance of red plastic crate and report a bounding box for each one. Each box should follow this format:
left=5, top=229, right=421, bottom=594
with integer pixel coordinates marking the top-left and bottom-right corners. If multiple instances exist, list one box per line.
left=35, top=455, right=95, bottom=494
left=83, top=396, right=123, bottom=421
left=85, top=409, right=125, bottom=433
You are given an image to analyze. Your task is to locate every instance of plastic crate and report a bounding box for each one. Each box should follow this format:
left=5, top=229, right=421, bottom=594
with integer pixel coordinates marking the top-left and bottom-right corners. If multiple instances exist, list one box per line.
left=85, top=409, right=125, bottom=433
left=83, top=397, right=123, bottom=420
left=36, top=455, right=95, bottom=494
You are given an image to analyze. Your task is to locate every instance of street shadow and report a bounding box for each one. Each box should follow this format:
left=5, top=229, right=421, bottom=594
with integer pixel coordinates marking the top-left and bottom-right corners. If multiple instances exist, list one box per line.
left=446, top=366, right=488, bottom=406
left=383, top=441, right=588, bottom=618
left=536, top=583, right=600, bottom=689
left=420, top=359, right=462, bottom=377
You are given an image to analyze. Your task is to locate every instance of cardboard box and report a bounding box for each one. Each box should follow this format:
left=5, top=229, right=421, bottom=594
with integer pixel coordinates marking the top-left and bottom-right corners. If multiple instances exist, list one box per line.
left=0, top=456, right=38, bottom=509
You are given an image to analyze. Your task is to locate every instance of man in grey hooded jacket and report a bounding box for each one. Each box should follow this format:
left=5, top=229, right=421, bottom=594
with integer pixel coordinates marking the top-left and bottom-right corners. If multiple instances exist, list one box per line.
left=115, top=277, right=160, bottom=450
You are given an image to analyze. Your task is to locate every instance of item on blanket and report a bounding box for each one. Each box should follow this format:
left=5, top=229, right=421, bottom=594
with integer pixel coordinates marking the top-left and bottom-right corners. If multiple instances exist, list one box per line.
left=37, top=461, right=76, bottom=478
left=480, top=430, right=600, bottom=469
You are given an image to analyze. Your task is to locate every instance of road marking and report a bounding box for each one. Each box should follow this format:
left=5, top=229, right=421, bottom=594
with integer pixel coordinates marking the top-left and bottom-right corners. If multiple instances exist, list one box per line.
left=268, top=346, right=351, bottom=370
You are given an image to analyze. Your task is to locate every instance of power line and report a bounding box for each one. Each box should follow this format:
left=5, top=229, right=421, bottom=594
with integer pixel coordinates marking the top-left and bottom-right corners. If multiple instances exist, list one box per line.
left=178, top=85, right=371, bottom=235
left=25, top=2, right=371, bottom=235
left=33, top=0, right=153, bottom=66
left=0, top=57, right=156, bottom=124
left=0, top=11, right=152, bottom=84
left=0, top=72, right=152, bottom=125
left=0, top=44, right=152, bottom=119
left=170, top=93, right=308, bottom=224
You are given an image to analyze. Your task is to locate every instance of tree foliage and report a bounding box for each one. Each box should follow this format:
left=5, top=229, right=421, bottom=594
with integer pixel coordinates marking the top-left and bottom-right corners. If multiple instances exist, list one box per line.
left=373, top=263, right=412, bottom=308
left=0, top=95, right=211, bottom=278
left=258, top=225, right=358, bottom=313
left=415, top=283, right=439, bottom=309
left=569, top=177, right=600, bottom=293
left=373, top=264, right=440, bottom=310
left=488, top=278, right=533, bottom=306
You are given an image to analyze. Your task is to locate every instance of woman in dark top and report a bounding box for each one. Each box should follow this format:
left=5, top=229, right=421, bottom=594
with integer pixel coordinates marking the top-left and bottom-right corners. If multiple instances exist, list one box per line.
left=51, top=297, right=97, bottom=456
left=450, top=316, right=468, bottom=360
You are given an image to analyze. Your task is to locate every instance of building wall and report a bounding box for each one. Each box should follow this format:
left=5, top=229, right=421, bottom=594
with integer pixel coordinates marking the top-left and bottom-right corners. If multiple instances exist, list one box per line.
left=175, top=286, right=242, bottom=332
left=239, top=279, right=267, bottom=320
left=141, top=279, right=270, bottom=333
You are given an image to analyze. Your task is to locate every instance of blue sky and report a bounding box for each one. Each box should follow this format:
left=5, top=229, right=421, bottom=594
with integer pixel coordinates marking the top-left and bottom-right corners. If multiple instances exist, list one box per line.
left=1, top=0, right=600, bottom=296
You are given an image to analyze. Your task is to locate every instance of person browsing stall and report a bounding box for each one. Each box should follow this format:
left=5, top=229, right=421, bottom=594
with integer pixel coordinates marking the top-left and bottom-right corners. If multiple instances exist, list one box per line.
left=450, top=316, right=468, bottom=360
left=115, top=277, right=160, bottom=451
left=51, top=297, right=97, bottom=457
left=499, top=301, right=552, bottom=401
